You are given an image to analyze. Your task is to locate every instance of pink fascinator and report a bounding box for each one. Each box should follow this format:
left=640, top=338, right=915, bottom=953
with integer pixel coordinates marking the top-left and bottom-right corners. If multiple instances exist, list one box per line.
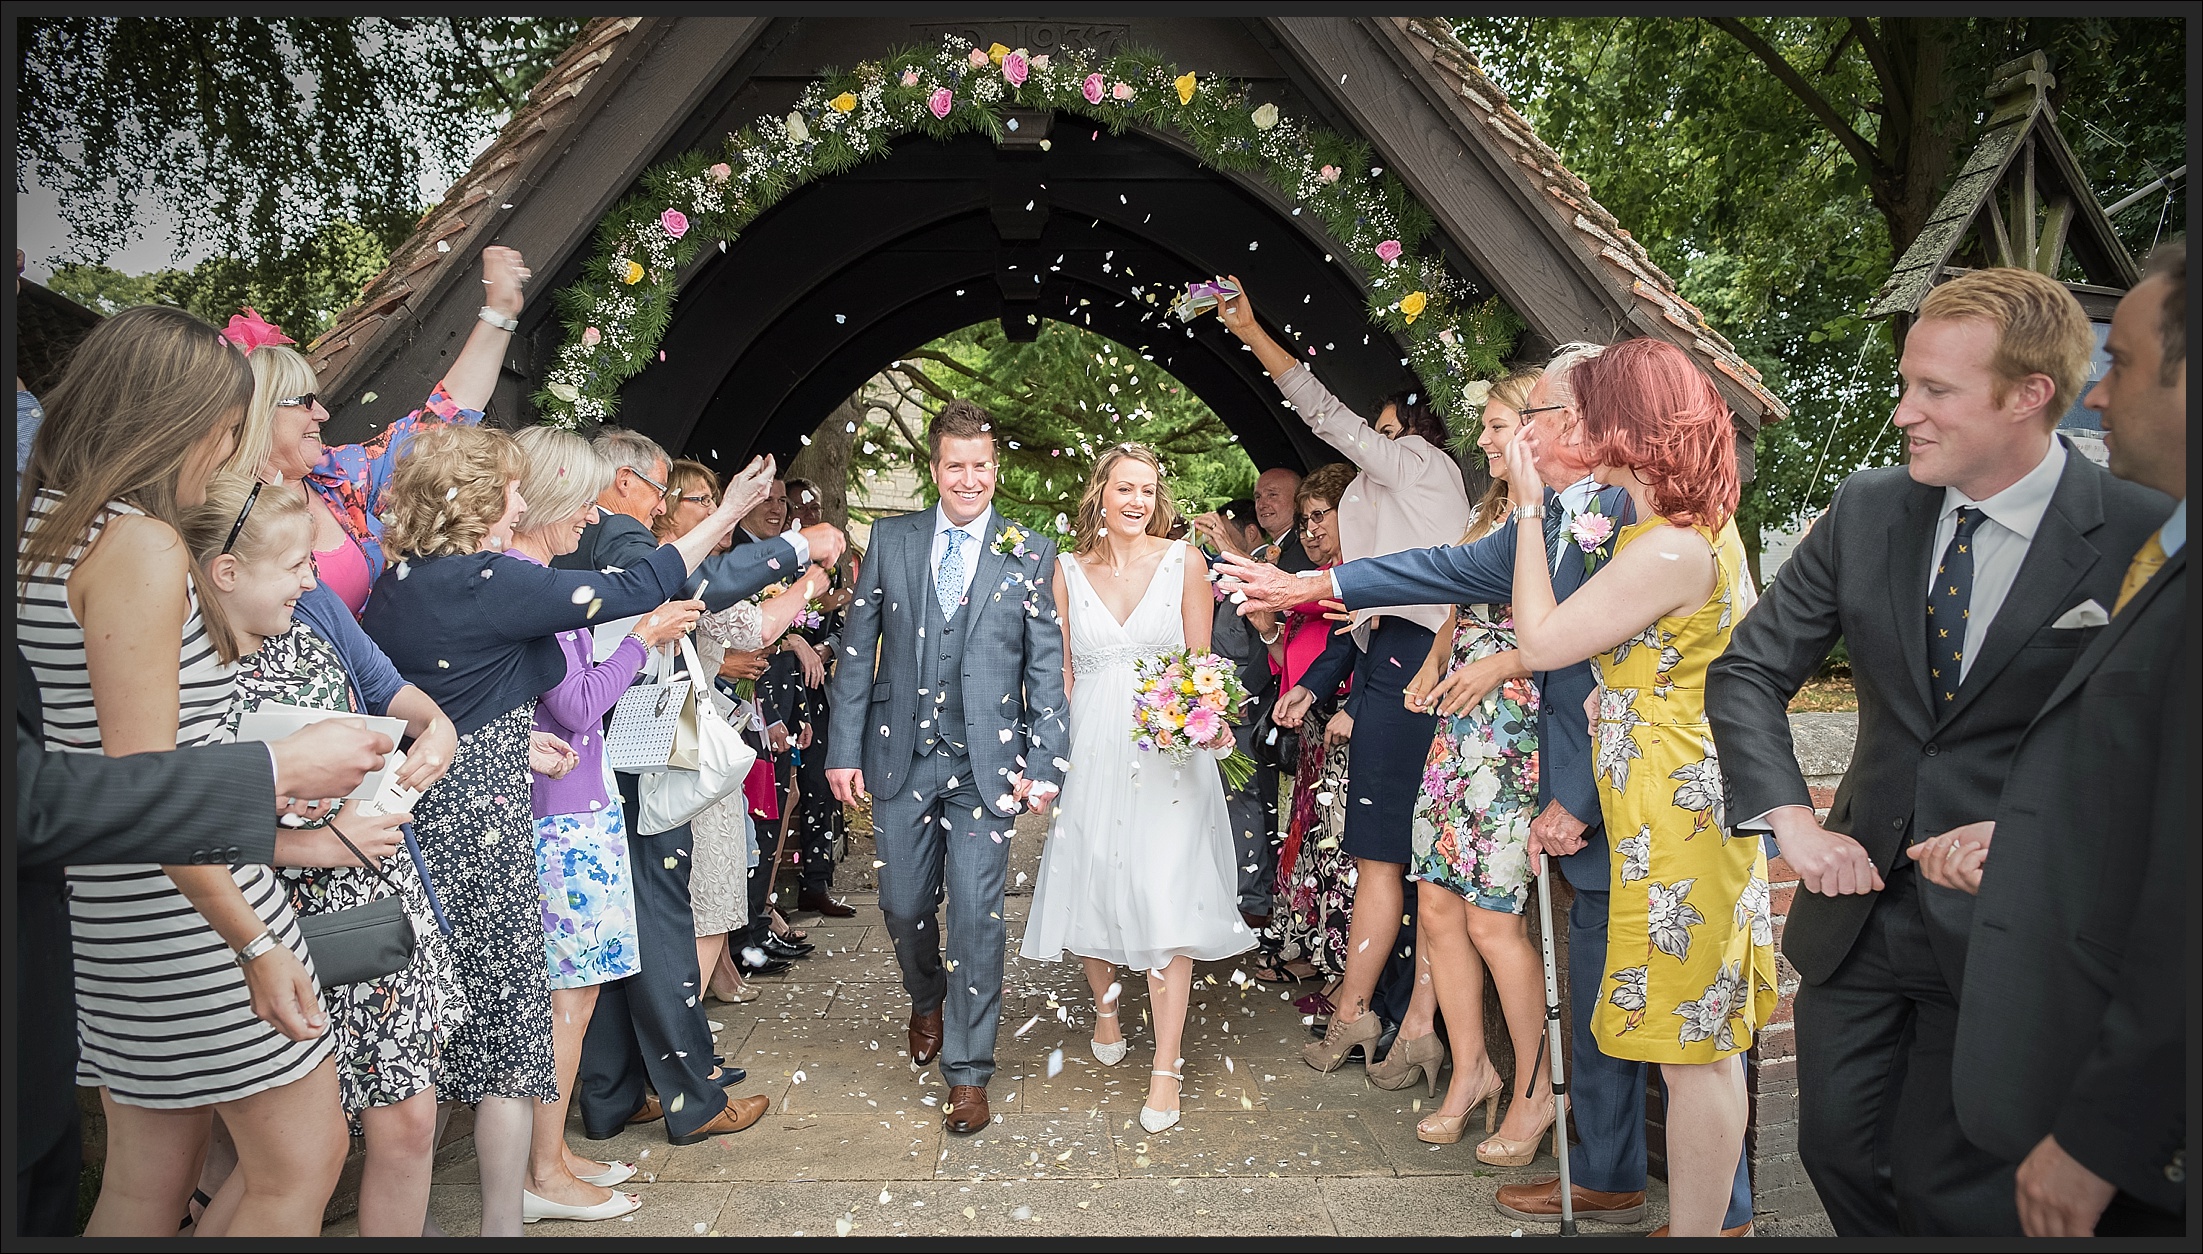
left=222, top=307, right=295, bottom=354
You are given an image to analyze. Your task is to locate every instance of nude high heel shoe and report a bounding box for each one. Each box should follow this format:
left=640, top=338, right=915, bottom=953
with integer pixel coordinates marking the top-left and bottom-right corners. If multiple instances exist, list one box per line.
left=1475, top=1095, right=1561, bottom=1166
left=1416, top=1071, right=1504, bottom=1144
left=1366, top=1031, right=1446, bottom=1095
left=1301, top=1010, right=1382, bottom=1073
left=1091, top=1008, right=1128, bottom=1066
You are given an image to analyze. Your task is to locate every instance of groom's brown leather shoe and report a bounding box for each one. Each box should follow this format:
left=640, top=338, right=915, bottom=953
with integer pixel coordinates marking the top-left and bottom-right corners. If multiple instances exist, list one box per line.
left=908, top=1006, right=944, bottom=1066
left=944, top=1084, right=990, bottom=1134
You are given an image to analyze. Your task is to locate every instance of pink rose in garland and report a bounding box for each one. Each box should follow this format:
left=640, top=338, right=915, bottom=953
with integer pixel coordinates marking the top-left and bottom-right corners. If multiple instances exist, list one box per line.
left=1111, top=81, right=1135, bottom=101
left=659, top=208, right=689, bottom=239
left=967, top=46, right=991, bottom=68
left=1318, top=164, right=1341, bottom=183
left=1375, top=239, right=1403, bottom=264
left=581, top=326, right=602, bottom=348
left=707, top=162, right=731, bottom=182
left=1082, top=72, right=1105, bottom=104
left=929, top=87, right=954, bottom=119
left=1002, top=51, right=1028, bottom=86
left=901, top=68, right=920, bottom=87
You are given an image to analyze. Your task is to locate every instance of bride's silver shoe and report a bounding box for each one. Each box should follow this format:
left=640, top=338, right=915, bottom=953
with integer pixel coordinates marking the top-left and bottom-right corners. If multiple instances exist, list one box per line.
left=1140, top=1069, right=1182, bottom=1134
left=1091, top=1008, right=1128, bottom=1066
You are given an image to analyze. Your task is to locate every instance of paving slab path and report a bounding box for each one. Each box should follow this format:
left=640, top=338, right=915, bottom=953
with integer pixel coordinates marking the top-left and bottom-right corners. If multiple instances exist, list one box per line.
left=326, top=813, right=1674, bottom=1238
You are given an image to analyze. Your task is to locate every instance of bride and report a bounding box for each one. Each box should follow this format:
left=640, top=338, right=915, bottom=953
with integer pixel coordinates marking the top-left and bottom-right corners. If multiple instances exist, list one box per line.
left=1020, top=443, right=1254, bottom=1133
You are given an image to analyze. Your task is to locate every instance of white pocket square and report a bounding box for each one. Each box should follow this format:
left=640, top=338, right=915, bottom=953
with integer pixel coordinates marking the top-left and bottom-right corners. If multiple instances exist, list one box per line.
left=2050, top=599, right=2109, bottom=629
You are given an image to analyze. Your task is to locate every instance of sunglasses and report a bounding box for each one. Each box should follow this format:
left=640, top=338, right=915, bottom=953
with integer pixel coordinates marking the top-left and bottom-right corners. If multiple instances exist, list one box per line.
left=221, top=481, right=265, bottom=556
left=275, top=392, right=319, bottom=411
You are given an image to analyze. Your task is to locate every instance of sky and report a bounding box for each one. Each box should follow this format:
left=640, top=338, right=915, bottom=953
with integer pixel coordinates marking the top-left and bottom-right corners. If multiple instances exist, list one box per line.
left=15, top=180, right=201, bottom=283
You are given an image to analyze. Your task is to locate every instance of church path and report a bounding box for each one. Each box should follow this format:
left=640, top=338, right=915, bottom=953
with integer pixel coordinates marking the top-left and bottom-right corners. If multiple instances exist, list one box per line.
left=326, top=811, right=1674, bottom=1238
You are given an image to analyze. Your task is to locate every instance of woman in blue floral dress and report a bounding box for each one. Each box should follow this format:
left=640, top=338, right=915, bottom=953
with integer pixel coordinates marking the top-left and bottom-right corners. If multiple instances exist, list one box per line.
left=1390, top=374, right=1565, bottom=1164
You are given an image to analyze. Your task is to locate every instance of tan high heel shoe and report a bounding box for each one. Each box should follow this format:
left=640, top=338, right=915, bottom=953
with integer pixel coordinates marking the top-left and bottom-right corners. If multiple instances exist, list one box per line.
left=1301, top=1010, right=1384, bottom=1072
left=1366, top=1031, right=1446, bottom=1095
left=1475, top=1096, right=1561, bottom=1166
left=1416, top=1071, right=1505, bottom=1144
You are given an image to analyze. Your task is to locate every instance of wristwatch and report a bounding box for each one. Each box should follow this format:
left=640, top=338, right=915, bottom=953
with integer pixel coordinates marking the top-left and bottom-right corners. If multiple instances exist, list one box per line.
left=1514, top=502, right=1546, bottom=522
left=478, top=305, right=520, bottom=332
left=234, top=929, right=281, bottom=966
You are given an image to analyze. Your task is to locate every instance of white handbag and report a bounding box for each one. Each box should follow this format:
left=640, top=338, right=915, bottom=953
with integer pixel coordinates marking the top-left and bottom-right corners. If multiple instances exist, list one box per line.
left=604, top=641, right=691, bottom=773
left=636, top=635, right=757, bottom=835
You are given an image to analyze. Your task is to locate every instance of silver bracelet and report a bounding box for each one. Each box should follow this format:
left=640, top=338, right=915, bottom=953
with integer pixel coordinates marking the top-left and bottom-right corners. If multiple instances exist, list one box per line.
left=1513, top=503, right=1546, bottom=521
left=1258, top=626, right=1282, bottom=645
left=234, top=930, right=280, bottom=966
left=478, top=305, right=519, bottom=332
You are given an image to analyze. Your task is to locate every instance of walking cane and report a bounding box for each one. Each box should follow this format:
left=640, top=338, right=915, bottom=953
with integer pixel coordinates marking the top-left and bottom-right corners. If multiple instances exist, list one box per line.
left=1533, top=856, right=1577, bottom=1235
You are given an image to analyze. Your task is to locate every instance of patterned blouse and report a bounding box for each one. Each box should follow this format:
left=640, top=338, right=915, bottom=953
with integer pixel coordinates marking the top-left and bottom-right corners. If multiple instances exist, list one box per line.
left=305, top=380, right=483, bottom=587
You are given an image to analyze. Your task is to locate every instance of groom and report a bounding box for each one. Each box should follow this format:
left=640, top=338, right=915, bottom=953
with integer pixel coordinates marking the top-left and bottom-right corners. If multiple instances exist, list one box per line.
left=826, top=399, right=1069, bottom=1134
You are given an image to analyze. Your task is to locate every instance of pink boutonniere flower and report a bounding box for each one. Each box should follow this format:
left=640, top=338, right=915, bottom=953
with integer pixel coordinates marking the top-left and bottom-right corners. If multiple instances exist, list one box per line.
left=1569, top=505, right=1616, bottom=573
left=659, top=208, right=689, bottom=239
left=929, top=87, right=954, bottom=119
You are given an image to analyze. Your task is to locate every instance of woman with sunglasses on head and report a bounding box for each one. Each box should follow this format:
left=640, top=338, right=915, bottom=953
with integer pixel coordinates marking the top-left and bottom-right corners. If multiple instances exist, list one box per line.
left=16, top=307, right=347, bottom=1236
left=220, top=246, right=532, bottom=618
left=182, top=473, right=463, bottom=1240
left=1217, top=277, right=1472, bottom=1078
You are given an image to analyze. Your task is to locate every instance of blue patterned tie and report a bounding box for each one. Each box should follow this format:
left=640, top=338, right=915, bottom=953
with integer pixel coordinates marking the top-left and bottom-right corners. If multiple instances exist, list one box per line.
left=1927, top=507, right=1980, bottom=709
left=936, top=526, right=966, bottom=620
left=1544, top=503, right=1568, bottom=573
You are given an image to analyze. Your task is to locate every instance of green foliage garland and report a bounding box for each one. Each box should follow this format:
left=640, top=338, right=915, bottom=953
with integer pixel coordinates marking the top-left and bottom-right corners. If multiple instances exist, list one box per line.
left=534, top=35, right=1524, bottom=432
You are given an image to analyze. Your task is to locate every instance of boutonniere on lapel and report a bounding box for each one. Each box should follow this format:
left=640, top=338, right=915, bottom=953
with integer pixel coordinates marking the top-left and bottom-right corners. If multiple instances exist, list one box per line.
left=1568, top=503, right=1617, bottom=575
left=991, top=523, right=1034, bottom=559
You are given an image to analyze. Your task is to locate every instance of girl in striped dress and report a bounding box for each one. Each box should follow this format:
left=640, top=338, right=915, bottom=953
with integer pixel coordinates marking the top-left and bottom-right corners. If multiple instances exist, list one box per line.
left=13, top=306, right=347, bottom=1236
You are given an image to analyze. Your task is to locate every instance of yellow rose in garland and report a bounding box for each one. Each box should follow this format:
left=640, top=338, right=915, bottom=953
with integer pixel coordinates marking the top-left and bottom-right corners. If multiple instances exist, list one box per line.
left=621, top=259, right=645, bottom=285
left=828, top=92, right=857, bottom=113
left=1399, top=290, right=1428, bottom=324
left=1175, top=71, right=1198, bottom=104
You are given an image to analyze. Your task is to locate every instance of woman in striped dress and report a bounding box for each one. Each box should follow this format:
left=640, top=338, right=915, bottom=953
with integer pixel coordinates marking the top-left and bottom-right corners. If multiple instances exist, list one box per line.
left=13, top=306, right=347, bottom=1236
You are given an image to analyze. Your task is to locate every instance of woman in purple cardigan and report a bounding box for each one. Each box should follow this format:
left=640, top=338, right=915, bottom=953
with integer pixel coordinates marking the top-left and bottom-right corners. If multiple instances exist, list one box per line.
left=502, top=427, right=703, bottom=1221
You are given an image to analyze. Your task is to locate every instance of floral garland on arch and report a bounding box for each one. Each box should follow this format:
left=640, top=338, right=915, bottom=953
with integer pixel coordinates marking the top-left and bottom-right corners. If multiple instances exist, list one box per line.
left=533, top=35, right=1523, bottom=431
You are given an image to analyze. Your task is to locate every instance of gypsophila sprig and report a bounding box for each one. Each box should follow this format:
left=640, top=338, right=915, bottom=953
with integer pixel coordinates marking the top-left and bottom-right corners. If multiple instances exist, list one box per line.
left=531, top=35, right=1522, bottom=431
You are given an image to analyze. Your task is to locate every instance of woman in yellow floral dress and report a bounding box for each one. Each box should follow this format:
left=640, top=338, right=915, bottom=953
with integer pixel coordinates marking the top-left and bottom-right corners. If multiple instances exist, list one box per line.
left=1501, top=338, right=1776, bottom=1237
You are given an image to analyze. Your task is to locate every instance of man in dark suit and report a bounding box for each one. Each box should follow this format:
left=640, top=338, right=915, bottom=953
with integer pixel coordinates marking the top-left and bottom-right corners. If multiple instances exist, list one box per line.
left=12, top=651, right=391, bottom=1236
left=1941, top=243, right=2188, bottom=1237
left=1218, top=348, right=1754, bottom=1232
left=561, top=428, right=846, bottom=1146
left=1706, top=267, right=2171, bottom=1235
left=1193, top=500, right=1286, bottom=945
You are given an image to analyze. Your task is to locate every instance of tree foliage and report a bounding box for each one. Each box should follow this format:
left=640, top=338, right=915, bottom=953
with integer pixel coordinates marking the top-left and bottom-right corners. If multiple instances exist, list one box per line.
left=1452, top=16, right=2186, bottom=572
left=45, top=220, right=389, bottom=341
left=18, top=17, right=587, bottom=339
left=843, top=319, right=1257, bottom=539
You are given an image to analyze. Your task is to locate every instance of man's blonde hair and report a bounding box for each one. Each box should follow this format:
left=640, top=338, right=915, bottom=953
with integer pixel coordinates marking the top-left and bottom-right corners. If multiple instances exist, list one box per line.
left=1917, top=267, right=2094, bottom=421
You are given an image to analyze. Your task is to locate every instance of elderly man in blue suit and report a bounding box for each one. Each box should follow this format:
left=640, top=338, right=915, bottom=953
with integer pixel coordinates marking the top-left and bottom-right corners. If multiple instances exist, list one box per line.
left=1217, top=343, right=1754, bottom=1234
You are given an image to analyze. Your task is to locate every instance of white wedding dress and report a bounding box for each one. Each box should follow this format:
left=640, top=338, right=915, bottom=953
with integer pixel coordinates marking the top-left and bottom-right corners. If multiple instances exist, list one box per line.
left=1021, top=541, right=1254, bottom=972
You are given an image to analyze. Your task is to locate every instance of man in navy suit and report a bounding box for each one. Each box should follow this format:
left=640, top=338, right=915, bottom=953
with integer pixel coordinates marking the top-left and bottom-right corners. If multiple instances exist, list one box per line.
left=1218, top=345, right=1753, bottom=1232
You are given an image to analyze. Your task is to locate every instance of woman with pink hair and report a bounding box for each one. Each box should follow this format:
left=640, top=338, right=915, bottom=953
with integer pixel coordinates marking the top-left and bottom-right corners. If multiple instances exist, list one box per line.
left=1501, top=337, right=1775, bottom=1237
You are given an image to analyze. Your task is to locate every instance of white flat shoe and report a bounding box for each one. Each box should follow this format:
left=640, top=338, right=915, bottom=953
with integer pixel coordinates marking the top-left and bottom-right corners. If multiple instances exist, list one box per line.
left=577, top=1161, right=637, bottom=1188
left=1091, top=1008, right=1128, bottom=1066
left=1140, top=1069, right=1182, bottom=1134
left=522, top=1188, right=642, bottom=1224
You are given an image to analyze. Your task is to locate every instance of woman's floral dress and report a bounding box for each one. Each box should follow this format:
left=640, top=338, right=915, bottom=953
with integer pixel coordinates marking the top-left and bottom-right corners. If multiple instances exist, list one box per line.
left=1409, top=602, right=1540, bottom=913
left=229, top=622, right=467, bottom=1128
left=1590, top=518, right=1777, bottom=1064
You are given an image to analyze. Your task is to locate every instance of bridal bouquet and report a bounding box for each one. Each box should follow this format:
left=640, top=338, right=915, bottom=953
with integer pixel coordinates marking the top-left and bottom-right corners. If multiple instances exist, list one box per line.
left=1131, top=648, right=1258, bottom=788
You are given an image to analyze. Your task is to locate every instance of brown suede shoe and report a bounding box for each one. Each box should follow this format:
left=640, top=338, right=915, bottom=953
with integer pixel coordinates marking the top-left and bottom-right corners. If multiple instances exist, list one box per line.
left=669, top=1094, right=771, bottom=1145
left=944, top=1084, right=991, bottom=1135
left=1494, top=1177, right=1648, bottom=1225
left=798, top=890, right=857, bottom=918
left=624, top=1094, right=663, bottom=1125
left=1648, top=1222, right=1753, bottom=1237
left=909, top=1005, right=944, bottom=1066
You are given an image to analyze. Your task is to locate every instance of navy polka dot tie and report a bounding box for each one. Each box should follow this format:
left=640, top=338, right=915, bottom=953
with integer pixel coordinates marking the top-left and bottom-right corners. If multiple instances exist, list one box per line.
left=1927, top=507, right=1980, bottom=709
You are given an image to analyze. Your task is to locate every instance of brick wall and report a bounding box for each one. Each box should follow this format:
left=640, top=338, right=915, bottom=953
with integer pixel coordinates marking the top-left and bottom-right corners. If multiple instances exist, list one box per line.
left=1642, top=714, right=1852, bottom=1227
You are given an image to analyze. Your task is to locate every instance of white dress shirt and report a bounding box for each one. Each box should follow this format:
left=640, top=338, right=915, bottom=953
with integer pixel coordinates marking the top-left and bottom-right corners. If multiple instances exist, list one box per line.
left=1931, top=437, right=2065, bottom=683
left=1552, top=475, right=1602, bottom=573
left=929, top=504, right=992, bottom=606
left=2157, top=497, right=2187, bottom=558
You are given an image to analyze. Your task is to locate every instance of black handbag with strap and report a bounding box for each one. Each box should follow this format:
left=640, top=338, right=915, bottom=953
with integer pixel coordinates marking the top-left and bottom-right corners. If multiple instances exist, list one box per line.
left=295, top=823, right=418, bottom=987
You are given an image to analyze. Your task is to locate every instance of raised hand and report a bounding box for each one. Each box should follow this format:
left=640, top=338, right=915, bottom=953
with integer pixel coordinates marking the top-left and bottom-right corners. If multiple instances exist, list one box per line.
left=481, top=245, right=530, bottom=318
left=1214, top=551, right=1322, bottom=614
left=1215, top=274, right=1257, bottom=338
left=799, top=522, right=847, bottom=567
left=718, top=455, right=778, bottom=525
